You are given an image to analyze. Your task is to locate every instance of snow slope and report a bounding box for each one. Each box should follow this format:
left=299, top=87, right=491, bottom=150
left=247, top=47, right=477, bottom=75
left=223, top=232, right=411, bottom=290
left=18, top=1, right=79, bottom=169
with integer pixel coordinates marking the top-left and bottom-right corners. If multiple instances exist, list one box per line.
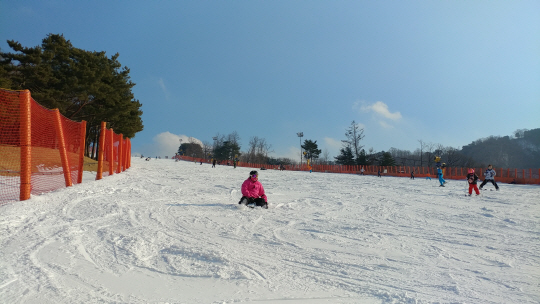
left=1, top=158, right=539, bottom=304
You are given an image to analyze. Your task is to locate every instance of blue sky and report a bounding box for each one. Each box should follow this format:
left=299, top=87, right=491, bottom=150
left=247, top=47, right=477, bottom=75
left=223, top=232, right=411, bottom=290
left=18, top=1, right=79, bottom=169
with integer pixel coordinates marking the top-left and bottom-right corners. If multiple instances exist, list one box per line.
left=2, top=1, right=539, bottom=160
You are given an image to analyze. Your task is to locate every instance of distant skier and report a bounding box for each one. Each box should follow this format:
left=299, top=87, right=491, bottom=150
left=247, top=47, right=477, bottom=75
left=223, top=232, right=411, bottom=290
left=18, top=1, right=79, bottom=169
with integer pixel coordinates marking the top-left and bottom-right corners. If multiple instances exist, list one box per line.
left=466, top=168, right=480, bottom=196
left=377, top=169, right=382, bottom=177
left=410, top=170, right=415, bottom=180
left=360, top=167, right=365, bottom=175
left=212, top=158, right=216, bottom=168
left=437, top=167, right=446, bottom=187
left=479, top=164, right=499, bottom=191
left=238, top=170, right=268, bottom=209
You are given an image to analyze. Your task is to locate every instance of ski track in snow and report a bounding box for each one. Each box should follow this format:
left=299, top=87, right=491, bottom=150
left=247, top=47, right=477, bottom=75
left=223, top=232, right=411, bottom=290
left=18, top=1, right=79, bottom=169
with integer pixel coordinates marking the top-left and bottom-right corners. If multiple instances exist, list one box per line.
left=1, top=158, right=539, bottom=303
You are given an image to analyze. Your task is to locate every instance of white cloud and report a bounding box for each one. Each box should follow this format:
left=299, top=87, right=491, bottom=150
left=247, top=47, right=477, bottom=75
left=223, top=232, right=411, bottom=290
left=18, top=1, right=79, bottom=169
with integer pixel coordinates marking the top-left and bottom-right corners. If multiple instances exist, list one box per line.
left=324, top=137, right=342, bottom=150
left=355, top=101, right=402, bottom=121
left=135, top=132, right=202, bottom=158
left=284, top=146, right=301, bottom=163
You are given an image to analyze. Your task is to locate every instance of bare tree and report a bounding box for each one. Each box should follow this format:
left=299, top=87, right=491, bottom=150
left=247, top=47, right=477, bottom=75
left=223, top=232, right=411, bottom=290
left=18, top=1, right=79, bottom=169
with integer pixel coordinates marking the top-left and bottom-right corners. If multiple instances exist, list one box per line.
left=226, top=131, right=241, bottom=146
left=418, top=140, right=426, bottom=167
left=202, top=141, right=212, bottom=160
left=445, top=146, right=465, bottom=167
left=513, top=129, right=527, bottom=139
left=389, top=147, right=416, bottom=166
left=424, top=142, right=436, bottom=168
left=244, top=136, right=272, bottom=164
left=257, top=138, right=273, bottom=162
left=245, top=136, right=260, bottom=163
left=343, top=121, right=365, bottom=160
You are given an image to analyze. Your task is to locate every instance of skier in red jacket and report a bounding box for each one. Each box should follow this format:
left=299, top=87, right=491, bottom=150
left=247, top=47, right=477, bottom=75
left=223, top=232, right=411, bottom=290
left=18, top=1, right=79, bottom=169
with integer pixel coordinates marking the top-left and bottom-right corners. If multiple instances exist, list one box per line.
left=466, top=168, right=480, bottom=196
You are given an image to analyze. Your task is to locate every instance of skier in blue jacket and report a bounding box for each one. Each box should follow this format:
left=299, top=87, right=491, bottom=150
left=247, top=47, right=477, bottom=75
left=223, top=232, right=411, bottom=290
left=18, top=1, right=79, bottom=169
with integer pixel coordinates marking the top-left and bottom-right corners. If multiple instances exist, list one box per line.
left=437, top=167, right=446, bottom=187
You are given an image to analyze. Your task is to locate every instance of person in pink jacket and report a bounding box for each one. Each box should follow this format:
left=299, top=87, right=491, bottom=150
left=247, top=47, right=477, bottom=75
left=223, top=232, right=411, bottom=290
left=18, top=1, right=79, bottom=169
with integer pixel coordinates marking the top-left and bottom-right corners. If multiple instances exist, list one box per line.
left=238, top=170, right=268, bottom=209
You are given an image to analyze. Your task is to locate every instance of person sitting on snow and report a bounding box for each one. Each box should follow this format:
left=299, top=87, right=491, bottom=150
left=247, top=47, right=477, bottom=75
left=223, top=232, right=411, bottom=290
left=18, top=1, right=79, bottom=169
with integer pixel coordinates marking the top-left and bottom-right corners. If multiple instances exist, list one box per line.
left=239, top=170, right=268, bottom=209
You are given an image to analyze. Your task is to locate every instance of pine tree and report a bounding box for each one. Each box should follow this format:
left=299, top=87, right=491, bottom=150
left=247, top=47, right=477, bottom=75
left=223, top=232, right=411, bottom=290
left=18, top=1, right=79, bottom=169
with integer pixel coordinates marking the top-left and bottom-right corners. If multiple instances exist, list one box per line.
left=356, top=149, right=369, bottom=165
left=179, top=143, right=204, bottom=158
left=379, top=152, right=396, bottom=166
left=1, top=33, right=144, bottom=158
left=301, top=139, right=322, bottom=164
left=214, top=141, right=241, bottom=162
left=334, top=146, right=355, bottom=165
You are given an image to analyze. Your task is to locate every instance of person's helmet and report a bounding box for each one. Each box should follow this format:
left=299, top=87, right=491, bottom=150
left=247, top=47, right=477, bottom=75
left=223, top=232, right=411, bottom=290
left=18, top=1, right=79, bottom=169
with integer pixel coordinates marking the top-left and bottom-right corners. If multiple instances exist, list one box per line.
left=468, top=168, right=474, bottom=174
left=249, top=170, right=258, bottom=177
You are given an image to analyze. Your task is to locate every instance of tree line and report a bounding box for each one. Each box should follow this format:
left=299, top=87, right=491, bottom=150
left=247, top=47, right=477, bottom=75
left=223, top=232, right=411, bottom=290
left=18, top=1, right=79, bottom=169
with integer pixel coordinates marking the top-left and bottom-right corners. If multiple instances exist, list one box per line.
left=175, top=123, right=539, bottom=169
left=0, top=34, right=144, bottom=159
left=333, top=122, right=540, bottom=169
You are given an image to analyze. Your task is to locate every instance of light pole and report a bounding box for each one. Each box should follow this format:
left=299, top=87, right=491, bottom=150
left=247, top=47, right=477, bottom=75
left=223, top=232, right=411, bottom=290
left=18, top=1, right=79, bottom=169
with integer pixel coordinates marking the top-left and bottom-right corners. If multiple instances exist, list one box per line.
left=212, top=136, right=218, bottom=151
left=297, top=132, right=303, bottom=167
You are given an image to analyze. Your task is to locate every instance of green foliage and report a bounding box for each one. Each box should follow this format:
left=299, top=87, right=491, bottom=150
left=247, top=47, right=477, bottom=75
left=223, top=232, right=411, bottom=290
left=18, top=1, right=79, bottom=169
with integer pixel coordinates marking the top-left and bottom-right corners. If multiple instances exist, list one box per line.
left=0, top=34, right=144, bottom=157
left=379, top=152, right=396, bottom=166
left=179, top=143, right=203, bottom=158
left=214, top=141, right=241, bottom=161
left=461, top=128, right=540, bottom=169
left=334, top=146, right=355, bottom=165
left=356, top=149, right=369, bottom=165
left=301, top=139, right=321, bottom=163
left=523, top=129, right=540, bottom=146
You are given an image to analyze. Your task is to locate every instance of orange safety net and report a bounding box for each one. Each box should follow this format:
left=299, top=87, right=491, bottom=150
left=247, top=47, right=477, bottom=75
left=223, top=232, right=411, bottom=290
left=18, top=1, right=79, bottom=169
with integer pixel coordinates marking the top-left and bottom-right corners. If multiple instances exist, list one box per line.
left=1, top=88, right=132, bottom=204
left=0, top=89, right=22, bottom=203
left=0, top=89, right=86, bottom=204
left=29, top=100, right=83, bottom=196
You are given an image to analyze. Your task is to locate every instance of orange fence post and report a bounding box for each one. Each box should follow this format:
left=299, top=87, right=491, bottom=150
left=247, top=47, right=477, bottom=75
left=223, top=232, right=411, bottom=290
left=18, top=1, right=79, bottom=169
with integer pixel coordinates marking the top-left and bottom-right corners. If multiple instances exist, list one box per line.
left=127, top=138, right=131, bottom=168
left=77, top=120, right=86, bottom=184
left=53, top=109, right=72, bottom=187
left=126, top=138, right=130, bottom=169
left=96, top=122, right=107, bottom=180
left=122, top=138, right=127, bottom=171
left=19, top=90, right=32, bottom=201
left=117, top=134, right=123, bottom=174
left=108, top=128, right=114, bottom=175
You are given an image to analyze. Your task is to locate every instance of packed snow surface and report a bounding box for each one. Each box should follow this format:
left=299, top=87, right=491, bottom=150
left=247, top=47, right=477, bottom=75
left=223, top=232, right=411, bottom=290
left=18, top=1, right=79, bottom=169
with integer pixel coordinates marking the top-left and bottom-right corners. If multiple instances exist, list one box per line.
left=1, top=158, right=539, bottom=304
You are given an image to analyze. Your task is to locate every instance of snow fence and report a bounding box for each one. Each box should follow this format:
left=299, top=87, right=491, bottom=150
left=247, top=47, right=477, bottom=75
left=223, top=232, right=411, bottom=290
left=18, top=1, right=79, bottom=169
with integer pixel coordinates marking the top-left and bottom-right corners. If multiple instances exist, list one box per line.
left=0, top=88, right=131, bottom=205
left=174, top=155, right=540, bottom=185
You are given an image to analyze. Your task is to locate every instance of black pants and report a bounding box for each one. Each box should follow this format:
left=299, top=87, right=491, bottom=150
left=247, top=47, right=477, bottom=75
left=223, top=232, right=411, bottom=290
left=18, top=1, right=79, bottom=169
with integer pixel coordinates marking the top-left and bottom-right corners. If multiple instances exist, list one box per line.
left=239, top=196, right=267, bottom=208
left=479, top=179, right=499, bottom=189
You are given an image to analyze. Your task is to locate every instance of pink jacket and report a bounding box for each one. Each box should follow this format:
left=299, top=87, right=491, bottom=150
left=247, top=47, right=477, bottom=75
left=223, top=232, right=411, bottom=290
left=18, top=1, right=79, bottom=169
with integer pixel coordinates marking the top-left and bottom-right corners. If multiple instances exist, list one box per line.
left=241, top=178, right=267, bottom=202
